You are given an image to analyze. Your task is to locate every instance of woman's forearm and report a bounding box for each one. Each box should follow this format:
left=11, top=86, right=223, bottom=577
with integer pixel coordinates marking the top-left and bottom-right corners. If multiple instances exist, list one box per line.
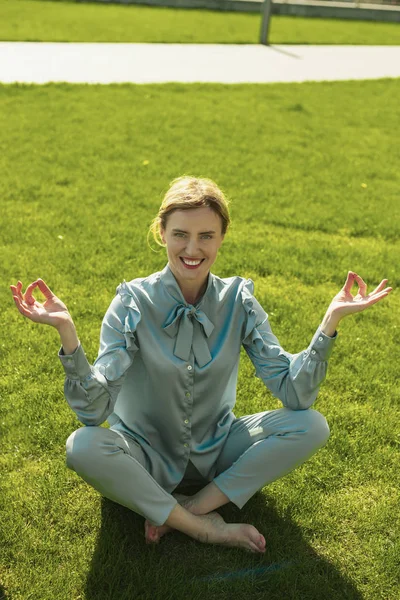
left=320, top=311, right=341, bottom=338
left=57, top=318, right=80, bottom=355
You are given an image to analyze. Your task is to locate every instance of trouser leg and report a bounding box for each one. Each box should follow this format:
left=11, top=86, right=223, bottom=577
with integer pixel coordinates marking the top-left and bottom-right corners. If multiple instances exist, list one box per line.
left=212, top=408, right=330, bottom=509
left=65, top=426, right=177, bottom=526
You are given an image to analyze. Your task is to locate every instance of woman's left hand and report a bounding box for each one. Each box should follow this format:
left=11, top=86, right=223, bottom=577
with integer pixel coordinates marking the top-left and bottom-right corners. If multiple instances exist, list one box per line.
left=320, top=271, right=393, bottom=336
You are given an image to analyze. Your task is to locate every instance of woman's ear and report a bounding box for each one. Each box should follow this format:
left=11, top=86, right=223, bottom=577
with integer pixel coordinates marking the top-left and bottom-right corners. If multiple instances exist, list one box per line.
left=160, top=229, right=166, bottom=245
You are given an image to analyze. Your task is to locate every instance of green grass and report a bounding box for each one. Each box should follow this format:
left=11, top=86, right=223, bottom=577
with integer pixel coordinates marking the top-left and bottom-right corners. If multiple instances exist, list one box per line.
left=1, top=79, right=400, bottom=600
left=1, top=0, right=400, bottom=44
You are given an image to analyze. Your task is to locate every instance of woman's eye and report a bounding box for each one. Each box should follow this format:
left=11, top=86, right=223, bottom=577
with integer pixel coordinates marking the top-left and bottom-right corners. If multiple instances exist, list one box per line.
left=173, top=233, right=212, bottom=239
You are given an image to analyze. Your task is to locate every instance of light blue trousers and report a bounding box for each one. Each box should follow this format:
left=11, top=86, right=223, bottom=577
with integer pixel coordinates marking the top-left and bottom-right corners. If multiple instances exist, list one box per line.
left=66, top=408, right=329, bottom=526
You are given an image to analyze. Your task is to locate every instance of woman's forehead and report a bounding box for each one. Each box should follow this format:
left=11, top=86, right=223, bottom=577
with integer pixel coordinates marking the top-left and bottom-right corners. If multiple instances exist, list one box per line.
left=167, top=207, right=221, bottom=230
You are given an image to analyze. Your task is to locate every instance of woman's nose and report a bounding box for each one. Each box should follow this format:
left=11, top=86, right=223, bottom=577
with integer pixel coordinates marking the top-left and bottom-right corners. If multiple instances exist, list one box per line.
left=185, top=238, right=200, bottom=256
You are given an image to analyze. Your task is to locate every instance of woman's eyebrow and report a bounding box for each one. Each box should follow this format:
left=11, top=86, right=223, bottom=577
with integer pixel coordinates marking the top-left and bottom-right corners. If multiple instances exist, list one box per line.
left=172, top=229, right=216, bottom=234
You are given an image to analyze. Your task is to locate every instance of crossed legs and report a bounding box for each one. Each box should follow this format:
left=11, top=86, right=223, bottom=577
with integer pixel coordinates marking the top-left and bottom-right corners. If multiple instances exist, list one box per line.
left=145, top=407, right=329, bottom=547
left=66, top=408, right=329, bottom=552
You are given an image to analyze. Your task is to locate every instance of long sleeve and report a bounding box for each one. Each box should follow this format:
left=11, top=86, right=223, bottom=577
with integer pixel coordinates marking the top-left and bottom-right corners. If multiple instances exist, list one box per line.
left=241, top=279, right=337, bottom=410
left=58, top=284, right=141, bottom=426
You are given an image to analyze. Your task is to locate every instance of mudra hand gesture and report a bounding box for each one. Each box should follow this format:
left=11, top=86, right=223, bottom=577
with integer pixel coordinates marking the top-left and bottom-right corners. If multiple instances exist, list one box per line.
left=10, top=279, right=71, bottom=330
left=10, top=272, right=392, bottom=337
left=320, top=271, right=392, bottom=336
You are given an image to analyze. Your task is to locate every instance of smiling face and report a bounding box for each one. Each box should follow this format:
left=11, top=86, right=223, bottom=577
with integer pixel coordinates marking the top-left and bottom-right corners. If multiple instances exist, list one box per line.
left=160, top=206, right=225, bottom=297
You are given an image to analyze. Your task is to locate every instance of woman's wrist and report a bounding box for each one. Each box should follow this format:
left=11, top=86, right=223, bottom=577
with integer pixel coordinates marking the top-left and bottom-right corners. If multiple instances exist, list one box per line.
left=57, top=317, right=79, bottom=355
left=320, top=311, right=341, bottom=338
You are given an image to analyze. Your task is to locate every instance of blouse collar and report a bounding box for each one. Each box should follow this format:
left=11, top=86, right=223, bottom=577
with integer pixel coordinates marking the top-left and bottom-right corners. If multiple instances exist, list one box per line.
left=159, top=263, right=214, bottom=307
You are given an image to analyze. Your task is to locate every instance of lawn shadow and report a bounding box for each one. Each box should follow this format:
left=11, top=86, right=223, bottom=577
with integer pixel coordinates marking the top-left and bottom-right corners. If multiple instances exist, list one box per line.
left=0, top=586, right=12, bottom=600
left=84, top=485, right=363, bottom=600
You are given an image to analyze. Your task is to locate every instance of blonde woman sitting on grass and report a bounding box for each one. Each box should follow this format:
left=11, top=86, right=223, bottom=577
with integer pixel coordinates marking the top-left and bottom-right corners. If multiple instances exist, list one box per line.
left=10, top=176, right=392, bottom=553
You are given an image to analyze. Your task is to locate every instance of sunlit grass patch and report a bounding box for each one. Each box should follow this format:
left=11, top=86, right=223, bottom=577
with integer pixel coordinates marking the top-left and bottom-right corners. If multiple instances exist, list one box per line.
left=0, top=79, right=399, bottom=600
left=0, top=0, right=399, bottom=44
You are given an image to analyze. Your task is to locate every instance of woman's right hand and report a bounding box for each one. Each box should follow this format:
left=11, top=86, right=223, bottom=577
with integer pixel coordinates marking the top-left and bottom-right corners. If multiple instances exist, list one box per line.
left=10, top=279, right=72, bottom=330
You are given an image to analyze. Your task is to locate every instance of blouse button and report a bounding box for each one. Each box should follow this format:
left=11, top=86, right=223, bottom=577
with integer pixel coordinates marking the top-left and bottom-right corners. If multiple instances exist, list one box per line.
left=187, top=365, right=193, bottom=371
left=311, top=350, right=316, bottom=355
left=318, top=336, right=323, bottom=342
left=184, top=443, right=189, bottom=448
left=185, top=392, right=191, bottom=398
left=184, top=419, right=189, bottom=424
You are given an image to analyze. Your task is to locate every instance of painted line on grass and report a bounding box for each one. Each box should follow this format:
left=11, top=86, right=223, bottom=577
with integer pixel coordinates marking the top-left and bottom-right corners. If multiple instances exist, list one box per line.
left=197, top=560, right=294, bottom=581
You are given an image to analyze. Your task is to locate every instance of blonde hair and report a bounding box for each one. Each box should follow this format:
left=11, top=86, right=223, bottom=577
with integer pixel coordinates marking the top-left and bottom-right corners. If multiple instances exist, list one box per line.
left=148, top=175, right=231, bottom=249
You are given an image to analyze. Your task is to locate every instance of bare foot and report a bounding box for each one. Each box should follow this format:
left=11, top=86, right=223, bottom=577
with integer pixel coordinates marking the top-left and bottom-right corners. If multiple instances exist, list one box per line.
left=145, top=520, right=172, bottom=544
left=145, top=493, right=193, bottom=544
left=146, top=503, right=266, bottom=554
left=196, top=512, right=266, bottom=554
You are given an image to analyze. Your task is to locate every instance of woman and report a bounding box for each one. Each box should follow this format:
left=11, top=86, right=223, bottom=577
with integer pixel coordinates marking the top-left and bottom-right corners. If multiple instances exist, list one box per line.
left=10, top=176, right=392, bottom=554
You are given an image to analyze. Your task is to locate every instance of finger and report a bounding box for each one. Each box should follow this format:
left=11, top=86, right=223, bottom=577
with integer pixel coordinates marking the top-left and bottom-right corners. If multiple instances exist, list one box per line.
left=377, top=287, right=392, bottom=296
left=12, top=292, right=28, bottom=310
left=10, top=285, right=26, bottom=304
left=16, top=281, right=24, bottom=302
left=363, top=288, right=392, bottom=308
left=12, top=295, right=32, bottom=318
left=343, top=271, right=357, bottom=293
left=354, top=275, right=367, bottom=298
left=36, top=279, right=55, bottom=300
left=24, top=281, right=38, bottom=305
left=369, top=279, right=388, bottom=296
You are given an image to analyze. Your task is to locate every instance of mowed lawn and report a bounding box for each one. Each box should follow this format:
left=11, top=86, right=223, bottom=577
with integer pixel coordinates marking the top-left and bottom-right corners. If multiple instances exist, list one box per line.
left=1, top=0, right=400, bottom=44
left=0, top=80, right=400, bottom=600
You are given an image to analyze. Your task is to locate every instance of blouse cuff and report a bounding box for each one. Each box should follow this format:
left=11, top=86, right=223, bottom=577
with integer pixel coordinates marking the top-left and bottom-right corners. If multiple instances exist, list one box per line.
left=308, top=327, right=337, bottom=362
left=58, top=343, right=92, bottom=381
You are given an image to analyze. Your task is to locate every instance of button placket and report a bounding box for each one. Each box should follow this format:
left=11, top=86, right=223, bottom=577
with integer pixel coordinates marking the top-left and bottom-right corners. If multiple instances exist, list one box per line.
left=184, top=359, right=194, bottom=448
left=184, top=391, right=192, bottom=425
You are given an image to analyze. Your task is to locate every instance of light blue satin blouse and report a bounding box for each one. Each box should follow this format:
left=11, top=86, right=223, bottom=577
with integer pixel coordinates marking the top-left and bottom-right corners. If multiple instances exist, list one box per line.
left=59, top=263, right=337, bottom=493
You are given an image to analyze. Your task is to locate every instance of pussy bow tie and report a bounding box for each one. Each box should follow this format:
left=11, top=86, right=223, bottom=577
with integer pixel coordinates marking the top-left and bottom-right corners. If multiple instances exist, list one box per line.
left=163, top=304, right=214, bottom=367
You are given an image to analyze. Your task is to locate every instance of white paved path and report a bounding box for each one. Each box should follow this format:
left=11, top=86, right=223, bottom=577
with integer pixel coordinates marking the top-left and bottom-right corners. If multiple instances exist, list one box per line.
left=0, top=42, right=399, bottom=84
